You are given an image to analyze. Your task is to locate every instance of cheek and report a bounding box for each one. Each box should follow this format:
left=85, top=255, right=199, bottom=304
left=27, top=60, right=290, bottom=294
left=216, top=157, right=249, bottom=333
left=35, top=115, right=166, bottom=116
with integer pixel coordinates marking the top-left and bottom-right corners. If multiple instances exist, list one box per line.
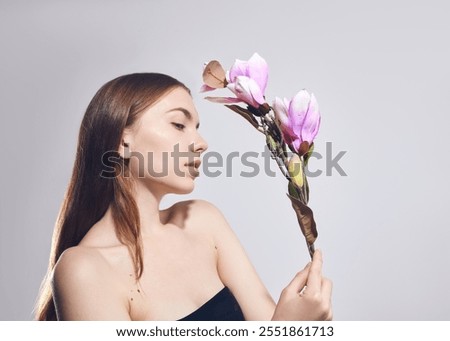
left=134, top=126, right=169, bottom=156
left=129, top=151, right=193, bottom=192
left=130, top=128, right=183, bottom=177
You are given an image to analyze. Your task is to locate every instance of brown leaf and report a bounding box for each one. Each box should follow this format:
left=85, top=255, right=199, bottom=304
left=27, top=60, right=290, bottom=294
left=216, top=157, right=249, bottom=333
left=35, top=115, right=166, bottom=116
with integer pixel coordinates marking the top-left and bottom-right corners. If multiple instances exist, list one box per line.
left=225, top=105, right=260, bottom=129
left=286, top=193, right=318, bottom=245
left=202, top=60, right=227, bottom=88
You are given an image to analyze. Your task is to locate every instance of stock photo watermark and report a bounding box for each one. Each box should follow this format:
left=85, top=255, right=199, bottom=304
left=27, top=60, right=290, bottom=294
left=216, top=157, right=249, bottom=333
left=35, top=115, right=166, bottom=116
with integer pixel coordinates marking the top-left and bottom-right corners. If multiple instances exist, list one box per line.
left=100, top=142, right=347, bottom=179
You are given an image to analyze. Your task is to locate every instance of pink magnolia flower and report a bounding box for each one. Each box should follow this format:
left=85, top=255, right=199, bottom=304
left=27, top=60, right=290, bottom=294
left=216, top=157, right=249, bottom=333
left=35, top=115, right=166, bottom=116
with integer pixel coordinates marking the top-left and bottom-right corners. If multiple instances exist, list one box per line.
left=205, top=53, right=269, bottom=108
left=273, top=90, right=321, bottom=155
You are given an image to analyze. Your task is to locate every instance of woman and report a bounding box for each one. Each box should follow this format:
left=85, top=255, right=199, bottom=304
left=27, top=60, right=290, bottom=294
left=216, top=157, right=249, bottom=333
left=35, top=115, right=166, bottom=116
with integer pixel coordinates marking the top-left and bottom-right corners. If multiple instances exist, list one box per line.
left=35, top=73, right=333, bottom=321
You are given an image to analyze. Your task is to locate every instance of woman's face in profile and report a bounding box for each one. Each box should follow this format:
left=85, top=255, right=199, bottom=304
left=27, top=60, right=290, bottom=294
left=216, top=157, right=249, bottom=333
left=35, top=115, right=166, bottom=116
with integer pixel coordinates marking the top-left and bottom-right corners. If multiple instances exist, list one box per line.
left=123, top=87, right=208, bottom=195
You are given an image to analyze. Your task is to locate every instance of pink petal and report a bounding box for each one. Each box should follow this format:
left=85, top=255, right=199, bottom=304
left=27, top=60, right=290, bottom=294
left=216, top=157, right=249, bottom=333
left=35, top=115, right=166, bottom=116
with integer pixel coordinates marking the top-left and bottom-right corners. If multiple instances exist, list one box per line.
left=229, top=59, right=248, bottom=83
left=230, top=86, right=256, bottom=107
left=200, top=84, right=216, bottom=93
left=228, top=77, right=261, bottom=108
left=273, top=97, right=289, bottom=127
left=301, top=93, right=321, bottom=143
left=289, top=90, right=311, bottom=136
left=204, top=96, right=242, bottom=104
left=274, top=97, right=300, bottom=141
left=247, top=53, right=269, bottom=95
left=246, top=77, right=265, bottom=105
left=292, top=138, right=302, bottom=153
left=283, top=97, right=290, bottom=110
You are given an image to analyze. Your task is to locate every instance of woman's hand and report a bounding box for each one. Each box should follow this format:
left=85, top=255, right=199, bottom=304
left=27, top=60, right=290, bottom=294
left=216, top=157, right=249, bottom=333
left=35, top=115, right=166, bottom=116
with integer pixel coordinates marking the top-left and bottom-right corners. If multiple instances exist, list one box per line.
left=271, top=249, right=333, bottom=321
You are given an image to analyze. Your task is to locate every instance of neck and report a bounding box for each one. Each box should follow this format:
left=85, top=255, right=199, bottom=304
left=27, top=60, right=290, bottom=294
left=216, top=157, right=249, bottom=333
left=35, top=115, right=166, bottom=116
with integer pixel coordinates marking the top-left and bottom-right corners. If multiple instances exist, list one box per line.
left=132, top=180, right=168, bottom=235
left=102, top=180, right=170, bottom=238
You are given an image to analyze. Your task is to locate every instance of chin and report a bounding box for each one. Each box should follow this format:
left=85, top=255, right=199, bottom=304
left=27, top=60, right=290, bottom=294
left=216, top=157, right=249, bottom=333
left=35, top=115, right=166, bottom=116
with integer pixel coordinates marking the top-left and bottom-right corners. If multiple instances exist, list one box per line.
left=168, top=177, right=196, bottom=195
left=173, top=187, right=195, bottom=195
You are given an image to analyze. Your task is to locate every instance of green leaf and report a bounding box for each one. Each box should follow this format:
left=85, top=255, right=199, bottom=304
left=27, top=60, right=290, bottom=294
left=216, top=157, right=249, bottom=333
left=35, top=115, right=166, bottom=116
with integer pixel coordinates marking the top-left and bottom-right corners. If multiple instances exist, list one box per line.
left=288, top=181, right=298, bottom=198
left=266, top=134, right=278, bottom=153
left=304, top=177, right=310, bottom=203
left=304, top=142, right=315, bottom=167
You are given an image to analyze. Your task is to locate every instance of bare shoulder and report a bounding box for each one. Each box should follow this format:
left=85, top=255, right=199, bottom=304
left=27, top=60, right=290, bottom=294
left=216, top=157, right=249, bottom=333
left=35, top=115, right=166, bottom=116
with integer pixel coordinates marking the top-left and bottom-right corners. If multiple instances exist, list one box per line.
left=169, top=199, right=230, bottom=232
left=51, top=246, right=109, bottom=297
left=172, top=198, right=223, bottom=214
left=51, top=246, right=129, bottom=320
left=53, top=246, right=105, bottom=279
left=168, top=199, right=239, bottom=251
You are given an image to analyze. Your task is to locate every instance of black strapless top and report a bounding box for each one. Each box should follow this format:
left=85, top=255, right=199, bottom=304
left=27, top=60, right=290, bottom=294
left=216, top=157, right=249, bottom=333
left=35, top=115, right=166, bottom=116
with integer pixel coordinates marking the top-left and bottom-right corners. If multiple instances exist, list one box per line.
left=177, top=286, right=245, bottom=321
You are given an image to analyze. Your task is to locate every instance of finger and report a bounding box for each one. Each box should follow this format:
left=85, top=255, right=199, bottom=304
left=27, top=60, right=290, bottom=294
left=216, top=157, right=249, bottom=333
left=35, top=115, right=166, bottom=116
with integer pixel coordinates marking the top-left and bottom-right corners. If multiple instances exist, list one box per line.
left=328, top=298, right=334, bottom=320
left=306, top=249, right=323, bottom=293
left=325, top=297, right=333, bottom=321
left=286, top=262, right=312, bottom=293
left=321, top=277, right=333, bottom=306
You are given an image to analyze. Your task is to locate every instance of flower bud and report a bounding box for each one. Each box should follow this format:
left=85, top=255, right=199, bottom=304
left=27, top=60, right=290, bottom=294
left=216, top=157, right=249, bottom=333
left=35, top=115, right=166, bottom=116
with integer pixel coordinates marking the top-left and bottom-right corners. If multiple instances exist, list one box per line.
left=288, top=154, right=304, bottom=188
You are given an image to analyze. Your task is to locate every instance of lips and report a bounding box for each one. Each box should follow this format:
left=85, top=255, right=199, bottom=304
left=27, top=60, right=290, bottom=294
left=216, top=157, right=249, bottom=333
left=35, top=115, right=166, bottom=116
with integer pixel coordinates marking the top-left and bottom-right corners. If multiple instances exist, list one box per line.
left=185, top=159, right=201, bottom=177
left=186, top=159, right=201, bottom=168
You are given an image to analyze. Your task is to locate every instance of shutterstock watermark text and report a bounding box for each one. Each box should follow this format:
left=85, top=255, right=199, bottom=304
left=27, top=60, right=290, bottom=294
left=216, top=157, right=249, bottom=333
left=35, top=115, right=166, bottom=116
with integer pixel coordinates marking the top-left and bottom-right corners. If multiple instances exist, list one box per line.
left=100, top=142, right=347, bottom=179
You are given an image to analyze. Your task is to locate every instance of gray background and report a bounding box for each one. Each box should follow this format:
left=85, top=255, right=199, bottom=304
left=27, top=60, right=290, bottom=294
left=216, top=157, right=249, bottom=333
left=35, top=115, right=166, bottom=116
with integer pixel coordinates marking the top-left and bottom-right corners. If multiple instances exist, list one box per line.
left=1, top=0, right=449, bottom=320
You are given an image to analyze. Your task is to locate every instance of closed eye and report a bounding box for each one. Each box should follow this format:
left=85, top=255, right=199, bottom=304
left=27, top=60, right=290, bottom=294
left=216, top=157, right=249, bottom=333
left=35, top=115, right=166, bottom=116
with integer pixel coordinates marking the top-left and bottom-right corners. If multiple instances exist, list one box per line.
left=172, top=122, right=185, bottom=131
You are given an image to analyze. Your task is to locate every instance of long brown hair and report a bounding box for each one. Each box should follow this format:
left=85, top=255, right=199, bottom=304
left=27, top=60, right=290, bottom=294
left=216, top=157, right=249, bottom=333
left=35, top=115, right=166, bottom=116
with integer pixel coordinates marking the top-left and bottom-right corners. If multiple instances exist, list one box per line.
left=35, top=73, right=189, bottom=320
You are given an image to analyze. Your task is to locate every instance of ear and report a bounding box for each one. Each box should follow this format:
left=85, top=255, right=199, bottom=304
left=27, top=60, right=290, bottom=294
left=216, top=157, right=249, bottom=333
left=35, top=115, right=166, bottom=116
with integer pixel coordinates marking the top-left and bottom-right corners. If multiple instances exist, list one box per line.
left=118, top=129, right=133, bottom=159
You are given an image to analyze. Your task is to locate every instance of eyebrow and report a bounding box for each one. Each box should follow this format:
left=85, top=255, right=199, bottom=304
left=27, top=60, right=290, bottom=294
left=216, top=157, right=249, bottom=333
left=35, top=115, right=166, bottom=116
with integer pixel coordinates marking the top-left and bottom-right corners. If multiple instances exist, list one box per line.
left=167, top=107, right=200, bottom=129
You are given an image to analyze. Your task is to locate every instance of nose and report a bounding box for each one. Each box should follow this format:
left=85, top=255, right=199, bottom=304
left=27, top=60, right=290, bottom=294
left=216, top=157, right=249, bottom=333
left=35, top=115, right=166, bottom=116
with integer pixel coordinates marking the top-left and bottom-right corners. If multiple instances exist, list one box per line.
left=191, top=132, right=208, bottom=155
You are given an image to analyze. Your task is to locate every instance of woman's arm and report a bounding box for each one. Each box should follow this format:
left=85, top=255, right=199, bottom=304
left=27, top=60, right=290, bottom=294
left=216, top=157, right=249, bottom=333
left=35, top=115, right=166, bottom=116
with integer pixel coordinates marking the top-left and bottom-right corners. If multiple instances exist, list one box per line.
left=193, top=199, right=333, bottom=321
left=51, top=247, right=131, bottom=320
